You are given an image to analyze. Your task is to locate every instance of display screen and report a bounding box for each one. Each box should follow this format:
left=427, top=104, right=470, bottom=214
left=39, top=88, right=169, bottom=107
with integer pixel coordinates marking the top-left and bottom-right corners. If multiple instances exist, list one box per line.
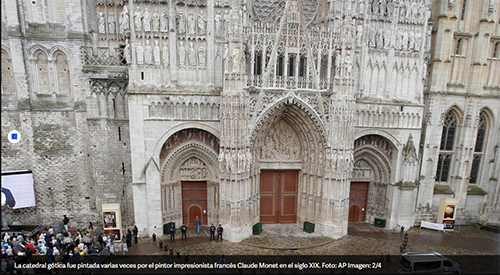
left=1, top=170, right=36, bottom=209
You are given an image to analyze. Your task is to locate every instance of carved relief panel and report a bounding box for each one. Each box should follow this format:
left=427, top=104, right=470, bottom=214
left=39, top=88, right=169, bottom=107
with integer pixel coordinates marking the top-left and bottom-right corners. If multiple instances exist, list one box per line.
left=260, top=120, right=301, bottom=161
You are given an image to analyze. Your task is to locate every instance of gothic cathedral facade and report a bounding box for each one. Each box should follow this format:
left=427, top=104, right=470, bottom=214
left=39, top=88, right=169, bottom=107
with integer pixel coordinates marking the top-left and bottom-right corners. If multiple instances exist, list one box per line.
left=1, top=0, right=499, bottom=242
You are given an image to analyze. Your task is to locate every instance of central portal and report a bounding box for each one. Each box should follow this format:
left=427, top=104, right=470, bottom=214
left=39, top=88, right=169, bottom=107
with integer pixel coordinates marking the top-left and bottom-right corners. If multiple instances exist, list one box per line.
left=260, top=170, right=298, bottom=223
left=182, top=181, right=208, bottom=225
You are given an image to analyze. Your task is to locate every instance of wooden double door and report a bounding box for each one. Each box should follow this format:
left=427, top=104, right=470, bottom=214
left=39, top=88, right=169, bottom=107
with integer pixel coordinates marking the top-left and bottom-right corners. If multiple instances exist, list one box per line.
left=348, top=182, right=369, bottom=222
left=181, top=181, right=208, bottom=225
left=260, top=170, right=298, bottom=224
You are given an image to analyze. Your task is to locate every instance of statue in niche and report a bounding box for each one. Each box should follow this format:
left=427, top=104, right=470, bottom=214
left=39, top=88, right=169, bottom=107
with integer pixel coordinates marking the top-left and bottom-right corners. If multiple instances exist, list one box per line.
left=153, top=40, right=160, bottom=65
left=223, top=10, right=230, bottom=32
left=134, top=7, right=142, bottom=32
left=356, top=24, right=363, bottom=45
left=178, top=40, right=186, bottom=66
left=198, top=10, right=207, bottom=35
left=421, top=61, right=427, bottom=80
left=177, top=9, right=185, bottom=34
left=344, top=50, right=352, bottom=78
left=384, top=28, right=391, bottom=48
left=415, top=31, right=422, bottom=51
left=223, top=43, right=229, bottom=72
left=230, top=46, right=241, bottom=73
left=448, top=0, right=455, bottom=9
left=215, top=11, right=222, bottom=35
left=124, top=39, right=131, bottom=64
left=358, top=0, right=364, bottom=14
left=152, top=9, right=160, bottom=32
left=160, top=9, right=169, bottom=32
left=99, top=12, right=106, bottom=34
left=119, top=5, right=130, bottom=36
left=399, top=3, right=407, bottom=21
left=401, top=28, right=408, bottom=50
left=188, top=41, right=196, bottom=66
left=162, top=43, right=169, bottom=65
left=108, top=15, right=115, bottom=34
left=198, top=44, right=206, bottom=66
left=372, top=0, right=379, bottom=14
left=136, top=42, right=144, bottom=64
left=187, top=12, right=195, bottom=36
left=376, top=28, right=384, bottom=48
left=143, top=8, right=151, bottom=32
left=144, top=40, right=153, bottom=64
left=408, top=30, right=415, bottom=51
left=335, top=50, right=341, bottom=77
left=387, top=0, right=394, bottom=17
left=369, top=26, right=376, bottom=47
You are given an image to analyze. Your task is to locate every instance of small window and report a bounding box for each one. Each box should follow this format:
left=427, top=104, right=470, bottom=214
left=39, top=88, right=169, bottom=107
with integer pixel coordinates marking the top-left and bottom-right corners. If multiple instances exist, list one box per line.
left=288, top=55, right=295, bottom=77
left=277, top=56, right=284, bottom=76
left=455, top=39, right=462, bottom=55
left=299, top=57, right=306, bottom=77
left=493, top=42, right=499, bottom=58
left=254, top=52, right=262, bottom=75
left=460, top=0, right=467, bottom=20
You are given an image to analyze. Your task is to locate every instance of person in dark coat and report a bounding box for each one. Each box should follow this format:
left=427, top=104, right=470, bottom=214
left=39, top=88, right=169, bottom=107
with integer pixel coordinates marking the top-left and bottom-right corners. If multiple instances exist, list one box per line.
left=126, top=229, right=132, bottom=248
left=133, top=225, right=139, bottom=244
left=180, top=223, right=187, bottom=241
left=209, top=224, right=216, bottom=241
left=169, top=223, right=176, bottom=243
left=216, top=224, right=223, bottom=242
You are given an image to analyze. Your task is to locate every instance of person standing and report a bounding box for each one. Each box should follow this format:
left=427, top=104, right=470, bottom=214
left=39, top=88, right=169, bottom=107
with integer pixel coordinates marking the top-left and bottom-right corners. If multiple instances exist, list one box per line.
left=217, top=224, right=223, bottom=242
left=209, top=224, right=216, bottom=241
left=63, top=215, right=70, bottom=231
left=132, top=225, right=138, bottom=244
left=180, top=223, right=187, bottom=241
left=194, top=216, right=201, bottom=235
left=126, top=229, right=132, bottom=248
left=169, top=223, right=176, bottom=243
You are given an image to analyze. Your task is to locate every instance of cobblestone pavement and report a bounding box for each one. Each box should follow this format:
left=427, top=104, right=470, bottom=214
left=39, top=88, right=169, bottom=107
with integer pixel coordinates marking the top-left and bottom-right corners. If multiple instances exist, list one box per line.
left=125, top=223, right=500, bottom=256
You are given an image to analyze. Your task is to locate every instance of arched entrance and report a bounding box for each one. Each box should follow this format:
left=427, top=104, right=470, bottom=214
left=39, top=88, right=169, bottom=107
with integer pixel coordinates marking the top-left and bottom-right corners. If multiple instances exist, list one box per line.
left=187, top=205, right=203, bottom=225
left=182, top=181, right=207, bottom=225
left=249, top=95, right=328, bottom=226
left=352, top=134, right=395, bottom=223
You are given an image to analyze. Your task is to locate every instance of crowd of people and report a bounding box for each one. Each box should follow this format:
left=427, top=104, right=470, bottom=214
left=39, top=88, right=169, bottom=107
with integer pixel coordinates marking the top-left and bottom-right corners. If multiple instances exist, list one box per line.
left=1, top=216, right=124, bottom=274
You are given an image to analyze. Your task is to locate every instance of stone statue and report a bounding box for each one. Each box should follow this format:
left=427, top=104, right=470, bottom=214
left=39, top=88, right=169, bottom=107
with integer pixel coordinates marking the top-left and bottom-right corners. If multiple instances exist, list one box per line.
left=198, top=45, right=206, bottom=67
left=143, top=8, right=151, bottom=32
left=344, top=50, right=352, bottom=78
left=377, top=28, right=384, bottom=48
left=369, top=26, right=376, bottom=47
left=223, top=43, right=229, bottom=72
left=448, top=0, right=455, bottom=9
left=177, top=9, right=185, bottom=34
left=178, top=40, right=186, bottom=66
left=124, top=39, right=131, bottom=64
left=136, top=42, right=144, bottom=65
left=144, top=40, right=153, bottom=64
left=415, top=31, right=422, bottom=51
left=188, top=41, right=196, bottom=66
left=198, top=10, right=207, bottom=35
left=358, top=0, right=365, bottom=14
left=335, top=50, right=341, bottom=76
left=384, top=28, right=391, bottom=48
left=356, top=24, right=363, bottom=45
left=108, top=15, right=115, bottom=34
left=408, top=31, right=415, bottom=51
left=119, top=5, right=130, bottom=36
left=380, top=0, right=387, bottom=16
left=401, top=28, right=408, bottom=50
left=223, top=10, right=230, bottom=32
left=152, top=9, right=160, bottom=32
left=153, top=40, right=160, bottom=65
left=215, top=11, right=222, bottom=35
left=187, top=12, right=195, bottom=36
left=422, top=61, right=427, bottom=80
left=99, top=12, right=106, bottom=34
left=162, top=43, right=169, bottom=66
left=134, top=7, right=142, bottom=32
left=160, top=9, right=169, bottom=32
left=231, top=46, right=241, bottom=73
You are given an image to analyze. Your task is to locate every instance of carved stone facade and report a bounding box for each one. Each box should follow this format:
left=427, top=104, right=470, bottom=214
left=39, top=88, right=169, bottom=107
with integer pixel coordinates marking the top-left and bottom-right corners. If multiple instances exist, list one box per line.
left=1, top=0, right=499, bottom=240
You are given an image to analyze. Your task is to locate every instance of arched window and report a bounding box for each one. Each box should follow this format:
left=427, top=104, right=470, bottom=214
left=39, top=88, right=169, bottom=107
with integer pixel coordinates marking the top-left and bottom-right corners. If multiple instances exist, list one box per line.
left=35, top=51, right=50, bottom=94
left=1, top=50, right=16, bottom=95
left=54, top=52, right=70, bottom=95
left=470, top=111, right=488, bottom=184
left=436, top=111, right=459, bottom=182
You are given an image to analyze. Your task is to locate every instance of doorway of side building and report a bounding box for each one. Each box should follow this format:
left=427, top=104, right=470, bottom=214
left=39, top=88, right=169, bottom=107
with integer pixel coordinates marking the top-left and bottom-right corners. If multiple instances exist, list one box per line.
left=348, top=182, right=369, bottom=222
left=182, top=181, right=208, bottom=225
left=260, top=170, right=298, bottom=223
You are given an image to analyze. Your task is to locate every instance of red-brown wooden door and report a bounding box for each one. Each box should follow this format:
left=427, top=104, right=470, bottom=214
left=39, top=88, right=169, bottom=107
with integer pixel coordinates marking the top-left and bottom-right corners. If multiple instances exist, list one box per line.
left=182, top=181, right=207, bottom=225
left=260, top=170, right=298, bottom=223
left=349, top=182, right=369, bottom=222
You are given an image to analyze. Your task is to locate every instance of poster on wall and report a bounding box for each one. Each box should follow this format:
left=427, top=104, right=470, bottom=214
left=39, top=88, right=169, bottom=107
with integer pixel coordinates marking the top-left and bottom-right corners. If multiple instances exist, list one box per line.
left=443, top=204, right=455, bottom=219
left=103, top=212, right=117, bottom=228
left=1, top=170, right=37, bottom=209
